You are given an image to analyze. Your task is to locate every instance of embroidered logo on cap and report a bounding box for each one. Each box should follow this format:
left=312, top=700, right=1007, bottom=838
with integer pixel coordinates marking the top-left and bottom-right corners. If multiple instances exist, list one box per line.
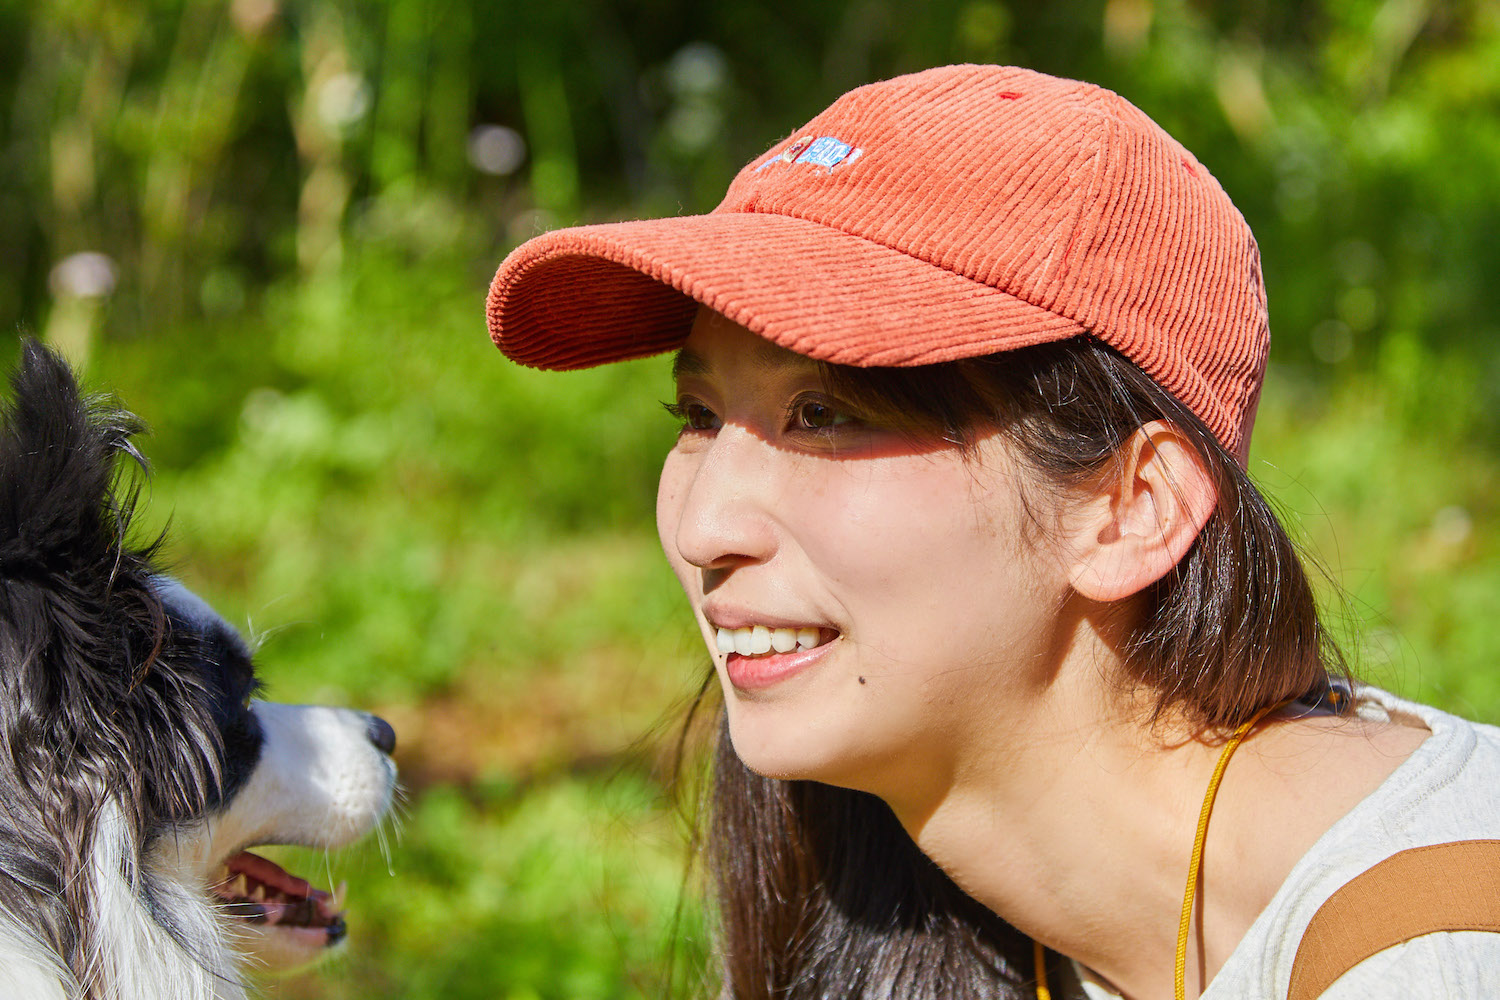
left=755, top=135, right=864, bottom=173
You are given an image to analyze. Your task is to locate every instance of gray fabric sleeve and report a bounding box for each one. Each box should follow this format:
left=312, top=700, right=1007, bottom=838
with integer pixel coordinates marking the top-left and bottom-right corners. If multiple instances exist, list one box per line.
left=1320, top=931, right=1500, bottom=997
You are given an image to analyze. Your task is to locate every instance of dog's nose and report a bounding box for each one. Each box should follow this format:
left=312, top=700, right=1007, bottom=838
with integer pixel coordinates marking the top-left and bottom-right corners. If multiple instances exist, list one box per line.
left=365, top=714, right=397, bottom=755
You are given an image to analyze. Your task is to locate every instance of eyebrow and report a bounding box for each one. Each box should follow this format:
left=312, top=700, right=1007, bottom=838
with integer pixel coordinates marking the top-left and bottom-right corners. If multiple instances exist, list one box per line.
left=671, top=349, right=710, bottom=381
left=671, top=341, right=819, bottom=382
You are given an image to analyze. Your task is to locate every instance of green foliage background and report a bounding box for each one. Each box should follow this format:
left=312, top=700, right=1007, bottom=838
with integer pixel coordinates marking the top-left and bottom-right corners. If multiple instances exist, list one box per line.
left=1, top=1, right=1497, bottom=996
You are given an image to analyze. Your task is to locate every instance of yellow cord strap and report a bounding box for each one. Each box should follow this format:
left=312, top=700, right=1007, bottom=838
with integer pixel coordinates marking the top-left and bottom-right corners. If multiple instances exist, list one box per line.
left=1173, top=701, right=1283, bottom=1000
left=1031, top=701, right=1284, bottom=1000
left=1033, top=937, right=1051, bottom=1000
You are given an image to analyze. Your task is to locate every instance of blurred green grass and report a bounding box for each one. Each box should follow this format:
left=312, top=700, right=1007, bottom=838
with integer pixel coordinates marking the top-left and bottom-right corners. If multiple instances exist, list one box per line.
left=253, top=773, right=710, bottom=1000
left=4, top=1, right=1497, bottom=994
left=1253, top=357, right=1500, bottom=719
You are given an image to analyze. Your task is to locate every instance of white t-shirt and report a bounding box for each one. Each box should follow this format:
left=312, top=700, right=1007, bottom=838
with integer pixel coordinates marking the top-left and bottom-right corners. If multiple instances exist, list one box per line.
left=1074, top=688, right=1500, bottom=999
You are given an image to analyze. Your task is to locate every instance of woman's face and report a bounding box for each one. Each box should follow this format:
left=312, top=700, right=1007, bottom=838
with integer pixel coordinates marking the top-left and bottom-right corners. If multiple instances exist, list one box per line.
left=656, top=310, right=1075, bottom=810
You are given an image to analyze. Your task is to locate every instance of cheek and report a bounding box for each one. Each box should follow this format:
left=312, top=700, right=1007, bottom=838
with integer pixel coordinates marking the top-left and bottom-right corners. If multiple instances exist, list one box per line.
left=798, top=462, right=985, bottom=588
left=655, top=453, right=693, bottom=585
left=807, top=462, right=1054, bottom=657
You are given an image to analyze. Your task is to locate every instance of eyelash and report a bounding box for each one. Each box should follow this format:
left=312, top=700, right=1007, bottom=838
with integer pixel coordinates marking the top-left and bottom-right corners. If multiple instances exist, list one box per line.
left=784, top=394, right=854, bottom=431
left=662, top=395, right=858, bottom=435
left=661, top=399, right=718, bottom=431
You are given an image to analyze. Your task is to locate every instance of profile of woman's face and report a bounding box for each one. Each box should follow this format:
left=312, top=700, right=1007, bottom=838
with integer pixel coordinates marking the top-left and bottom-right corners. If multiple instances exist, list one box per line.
left=656, top=309, right=1076, bottom=811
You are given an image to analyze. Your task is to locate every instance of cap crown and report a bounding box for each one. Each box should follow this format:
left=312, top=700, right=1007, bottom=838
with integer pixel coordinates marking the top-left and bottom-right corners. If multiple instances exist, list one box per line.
left=712, top=65, right=1268, bottom=456
left=488, top=65, right=1269, bottom=460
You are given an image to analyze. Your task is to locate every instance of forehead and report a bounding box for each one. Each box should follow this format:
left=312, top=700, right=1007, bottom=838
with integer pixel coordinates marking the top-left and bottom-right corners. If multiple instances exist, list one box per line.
left=672, top=309, right=819, bottom=382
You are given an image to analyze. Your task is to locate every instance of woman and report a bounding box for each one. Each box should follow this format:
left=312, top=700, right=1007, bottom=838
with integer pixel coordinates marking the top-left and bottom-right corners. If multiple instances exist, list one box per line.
left=484, top=66, right=1500, bottom=999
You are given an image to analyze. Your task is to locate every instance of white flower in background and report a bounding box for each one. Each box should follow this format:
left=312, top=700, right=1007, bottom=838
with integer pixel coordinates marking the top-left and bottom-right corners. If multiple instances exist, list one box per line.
left=317, top=72, right=370, bottom=129
left=468, top=125, right=527, bottom=176
left=48, top=252, right=118, bottom=300
left=666, top=42, right=727, bottom=97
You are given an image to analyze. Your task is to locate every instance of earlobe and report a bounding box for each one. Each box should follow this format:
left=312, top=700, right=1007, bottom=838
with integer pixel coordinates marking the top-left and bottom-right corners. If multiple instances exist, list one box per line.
left=1067, top=421, right=1218, bottom=602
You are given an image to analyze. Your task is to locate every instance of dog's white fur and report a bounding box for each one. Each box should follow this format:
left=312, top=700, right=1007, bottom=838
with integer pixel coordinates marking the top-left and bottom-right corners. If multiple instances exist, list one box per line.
left=161, top=700, right=398, bottom=976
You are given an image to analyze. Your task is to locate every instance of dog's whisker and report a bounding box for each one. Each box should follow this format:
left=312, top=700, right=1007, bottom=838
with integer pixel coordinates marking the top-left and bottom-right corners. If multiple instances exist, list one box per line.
left=323, top=848, right=336, bottom=898
left=374, top=822, right=396, bottom=877
left=242, top=614, right=311, bottom=655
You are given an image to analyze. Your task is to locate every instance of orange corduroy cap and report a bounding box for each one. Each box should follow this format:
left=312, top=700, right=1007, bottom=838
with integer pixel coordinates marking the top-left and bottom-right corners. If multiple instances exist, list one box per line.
left=487, top=64, right=1269, bottom=460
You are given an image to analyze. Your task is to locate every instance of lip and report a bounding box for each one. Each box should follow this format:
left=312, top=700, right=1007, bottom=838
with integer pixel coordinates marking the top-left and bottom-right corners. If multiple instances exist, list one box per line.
left=722, top=638, right=836, bottom=691
left=703, top=606, right=826, bottom=632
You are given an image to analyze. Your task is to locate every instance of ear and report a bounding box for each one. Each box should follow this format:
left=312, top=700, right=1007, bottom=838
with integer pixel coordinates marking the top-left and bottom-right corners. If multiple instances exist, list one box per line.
left=1065, top=420, right=1217, bottom=602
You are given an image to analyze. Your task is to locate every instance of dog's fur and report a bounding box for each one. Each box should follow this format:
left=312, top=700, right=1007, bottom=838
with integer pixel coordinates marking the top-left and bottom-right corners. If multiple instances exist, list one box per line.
left=0, top=342, right=397, bottom=999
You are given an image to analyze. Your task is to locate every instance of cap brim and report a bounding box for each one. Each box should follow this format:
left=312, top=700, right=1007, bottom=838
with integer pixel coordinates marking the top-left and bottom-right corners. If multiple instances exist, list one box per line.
left=487, top=212, right=1088, bottom=370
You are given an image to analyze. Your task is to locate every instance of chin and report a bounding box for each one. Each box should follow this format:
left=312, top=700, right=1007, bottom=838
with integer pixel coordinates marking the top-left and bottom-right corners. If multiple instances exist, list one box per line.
left=724, top=698, right=869, bottom=787
left=0, top=341, right=397, bottom=999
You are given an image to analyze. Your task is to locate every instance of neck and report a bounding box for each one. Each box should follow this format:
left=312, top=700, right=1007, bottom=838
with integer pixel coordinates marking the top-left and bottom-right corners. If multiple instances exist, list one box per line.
left=877, top=648, right=1423, bottom=1000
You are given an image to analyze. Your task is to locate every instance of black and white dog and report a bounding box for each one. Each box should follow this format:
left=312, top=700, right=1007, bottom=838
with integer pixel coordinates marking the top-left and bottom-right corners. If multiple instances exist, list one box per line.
left=0, top=341, right=398, bottom=999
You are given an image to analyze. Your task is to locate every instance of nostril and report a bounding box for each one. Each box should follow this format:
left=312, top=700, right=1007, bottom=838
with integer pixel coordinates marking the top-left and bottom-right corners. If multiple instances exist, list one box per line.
left=366, top=714, right=397, bottom=755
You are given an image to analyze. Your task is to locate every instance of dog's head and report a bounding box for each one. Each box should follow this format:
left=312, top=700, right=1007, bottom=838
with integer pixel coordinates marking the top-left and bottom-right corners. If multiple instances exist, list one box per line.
left=0, top=341, right=396, bottom=995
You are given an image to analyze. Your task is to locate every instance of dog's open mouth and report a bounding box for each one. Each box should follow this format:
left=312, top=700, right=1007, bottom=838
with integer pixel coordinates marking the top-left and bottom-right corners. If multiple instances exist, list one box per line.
left=211, top=850, right=347, bottom=945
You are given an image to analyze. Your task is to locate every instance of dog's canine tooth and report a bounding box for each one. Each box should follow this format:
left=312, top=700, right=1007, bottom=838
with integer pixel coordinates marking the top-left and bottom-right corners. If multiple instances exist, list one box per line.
left=250, top=883, right=267, bottom=902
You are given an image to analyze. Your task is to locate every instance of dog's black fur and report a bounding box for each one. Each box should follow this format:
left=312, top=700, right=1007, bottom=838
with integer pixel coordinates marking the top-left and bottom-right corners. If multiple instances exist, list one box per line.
left=0, top=342, right=259, bottom=970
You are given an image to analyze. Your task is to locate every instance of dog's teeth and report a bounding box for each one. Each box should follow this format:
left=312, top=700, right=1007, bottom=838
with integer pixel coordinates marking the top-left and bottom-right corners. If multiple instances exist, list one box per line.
left=250, top=884, right=266, bottom=902
left=230, top=874, right=250, bottom=897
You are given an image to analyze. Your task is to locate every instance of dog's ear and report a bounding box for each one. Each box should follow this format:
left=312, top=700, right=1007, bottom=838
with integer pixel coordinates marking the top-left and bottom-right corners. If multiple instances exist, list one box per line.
left=0, top=343, right=233, bottom=828
left=0, top=339, right=164, bottom=741
left=0, top=340, right=147, bottom=582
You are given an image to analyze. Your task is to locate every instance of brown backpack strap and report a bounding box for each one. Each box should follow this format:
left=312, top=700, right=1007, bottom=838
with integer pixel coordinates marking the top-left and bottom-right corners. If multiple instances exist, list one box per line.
left=1287, top=840, right=1500, bottom=1000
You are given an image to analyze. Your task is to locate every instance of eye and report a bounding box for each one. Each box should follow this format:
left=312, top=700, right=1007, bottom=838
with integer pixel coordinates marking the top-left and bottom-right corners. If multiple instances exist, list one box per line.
left=662, top=399, right=720, bottom=432
left=240, top=675, right=263, bottom=713
left=789, top=396, right=853, bottom=431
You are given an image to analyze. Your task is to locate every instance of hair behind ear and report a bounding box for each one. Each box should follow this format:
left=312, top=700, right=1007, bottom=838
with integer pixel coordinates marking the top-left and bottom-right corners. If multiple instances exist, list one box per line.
left=1002, top=340, right=1342, bottom=729
left=1126, top=419, right=1340, bottom=728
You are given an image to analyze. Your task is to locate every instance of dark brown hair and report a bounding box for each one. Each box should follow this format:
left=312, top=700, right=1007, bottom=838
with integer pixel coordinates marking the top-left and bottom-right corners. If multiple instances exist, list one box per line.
left=690, top=335, right=1348, bottom=999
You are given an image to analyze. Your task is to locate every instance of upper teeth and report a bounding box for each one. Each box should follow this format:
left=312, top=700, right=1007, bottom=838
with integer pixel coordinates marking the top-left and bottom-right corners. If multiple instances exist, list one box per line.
left=716, top=626, right=822, bottom=656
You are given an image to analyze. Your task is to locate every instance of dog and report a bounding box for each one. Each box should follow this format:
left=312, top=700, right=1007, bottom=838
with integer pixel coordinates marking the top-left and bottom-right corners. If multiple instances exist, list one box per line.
left=0, top=340, right=398, bottom=999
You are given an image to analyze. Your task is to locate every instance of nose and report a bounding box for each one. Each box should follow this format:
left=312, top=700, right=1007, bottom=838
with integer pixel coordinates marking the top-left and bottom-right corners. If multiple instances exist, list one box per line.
left=662, top=426, right=779, bottom=573
left=365, top=713, right=397, bottom=755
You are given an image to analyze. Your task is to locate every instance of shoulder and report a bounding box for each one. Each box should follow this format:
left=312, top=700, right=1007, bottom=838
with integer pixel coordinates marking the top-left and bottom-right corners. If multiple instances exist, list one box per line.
left=1364, top=690, right=1500, bottom=811
left=1211, top=689, right=1500, bottom=997
left=1311, top=687, right=1500, bottom=833
left=1319, top=932, right=1500, bottom=997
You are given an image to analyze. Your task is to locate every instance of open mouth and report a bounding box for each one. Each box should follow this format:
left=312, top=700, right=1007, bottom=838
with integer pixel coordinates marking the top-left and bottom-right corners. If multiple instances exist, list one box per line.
left=211, top=850, right=347, bottom=945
